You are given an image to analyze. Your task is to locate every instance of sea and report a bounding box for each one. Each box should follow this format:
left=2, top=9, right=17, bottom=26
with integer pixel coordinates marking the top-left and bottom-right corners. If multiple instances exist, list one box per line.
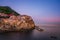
left=0, top=26, right=60, bottom=40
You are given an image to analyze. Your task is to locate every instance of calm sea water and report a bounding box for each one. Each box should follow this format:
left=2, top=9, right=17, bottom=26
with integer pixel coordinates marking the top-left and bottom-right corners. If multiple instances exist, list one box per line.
left=0, top=26, right=60, bottom=40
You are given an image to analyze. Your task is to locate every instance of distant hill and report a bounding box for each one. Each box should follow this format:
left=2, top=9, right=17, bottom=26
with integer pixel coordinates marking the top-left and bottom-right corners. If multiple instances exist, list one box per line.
left=0, top=6, right=20, bottom=16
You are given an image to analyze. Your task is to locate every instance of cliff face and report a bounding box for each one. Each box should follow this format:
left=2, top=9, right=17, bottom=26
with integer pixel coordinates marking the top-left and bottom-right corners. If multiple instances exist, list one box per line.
left=0, top=15, right=35, bottom=32
left=0, top=6, right=35, bottom=32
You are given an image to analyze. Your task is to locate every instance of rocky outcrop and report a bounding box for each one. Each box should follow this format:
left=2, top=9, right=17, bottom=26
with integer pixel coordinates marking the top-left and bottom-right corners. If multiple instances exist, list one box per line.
left=0, top=6, right=35, bottom=32
left=0, top=15, right=35, bottom=32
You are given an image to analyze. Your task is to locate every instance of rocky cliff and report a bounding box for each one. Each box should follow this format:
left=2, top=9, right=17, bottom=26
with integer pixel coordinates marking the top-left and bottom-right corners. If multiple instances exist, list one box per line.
left=0, top=6, right=35, bottom=32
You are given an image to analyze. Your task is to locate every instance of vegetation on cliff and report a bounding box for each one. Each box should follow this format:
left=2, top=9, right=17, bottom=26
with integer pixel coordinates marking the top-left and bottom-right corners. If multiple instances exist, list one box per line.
left=0, top=6, right=20, bottom=16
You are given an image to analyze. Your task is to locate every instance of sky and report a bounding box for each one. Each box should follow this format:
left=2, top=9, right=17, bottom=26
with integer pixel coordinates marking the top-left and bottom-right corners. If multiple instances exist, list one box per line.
left=0, top=0, right=60, bottom=26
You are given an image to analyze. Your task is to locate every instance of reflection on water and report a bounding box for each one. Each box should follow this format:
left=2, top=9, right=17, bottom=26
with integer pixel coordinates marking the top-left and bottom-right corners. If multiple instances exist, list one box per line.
left=0, top=26, right=60, bottom=40
left=0, top=31, right=32, bottom=40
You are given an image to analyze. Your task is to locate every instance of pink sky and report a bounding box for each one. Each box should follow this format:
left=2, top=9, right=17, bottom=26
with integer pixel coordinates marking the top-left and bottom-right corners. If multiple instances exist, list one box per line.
left=36, top=17, right=60, bottom=23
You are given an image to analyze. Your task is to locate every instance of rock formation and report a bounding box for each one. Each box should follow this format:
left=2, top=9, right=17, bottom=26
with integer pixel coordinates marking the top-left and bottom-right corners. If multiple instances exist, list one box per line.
left=0, top=6, right=35, bottom=32
left=0, top=15, right=35, bottom=32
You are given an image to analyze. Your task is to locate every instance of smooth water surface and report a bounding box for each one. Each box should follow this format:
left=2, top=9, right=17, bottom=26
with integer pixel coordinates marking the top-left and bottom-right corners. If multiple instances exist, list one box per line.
left=0, top=26, right=60, bottom=40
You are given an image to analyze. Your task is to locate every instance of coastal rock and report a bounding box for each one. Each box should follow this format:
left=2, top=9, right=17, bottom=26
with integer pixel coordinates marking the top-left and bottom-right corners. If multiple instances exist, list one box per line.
left=0, top=15, right=35, bottom=32
left=0, top=6, right=35, bottom=32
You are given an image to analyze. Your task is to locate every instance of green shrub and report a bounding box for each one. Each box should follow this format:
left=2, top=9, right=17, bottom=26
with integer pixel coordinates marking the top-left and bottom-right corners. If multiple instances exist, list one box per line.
left=0, top=6, right=20, bottom=16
